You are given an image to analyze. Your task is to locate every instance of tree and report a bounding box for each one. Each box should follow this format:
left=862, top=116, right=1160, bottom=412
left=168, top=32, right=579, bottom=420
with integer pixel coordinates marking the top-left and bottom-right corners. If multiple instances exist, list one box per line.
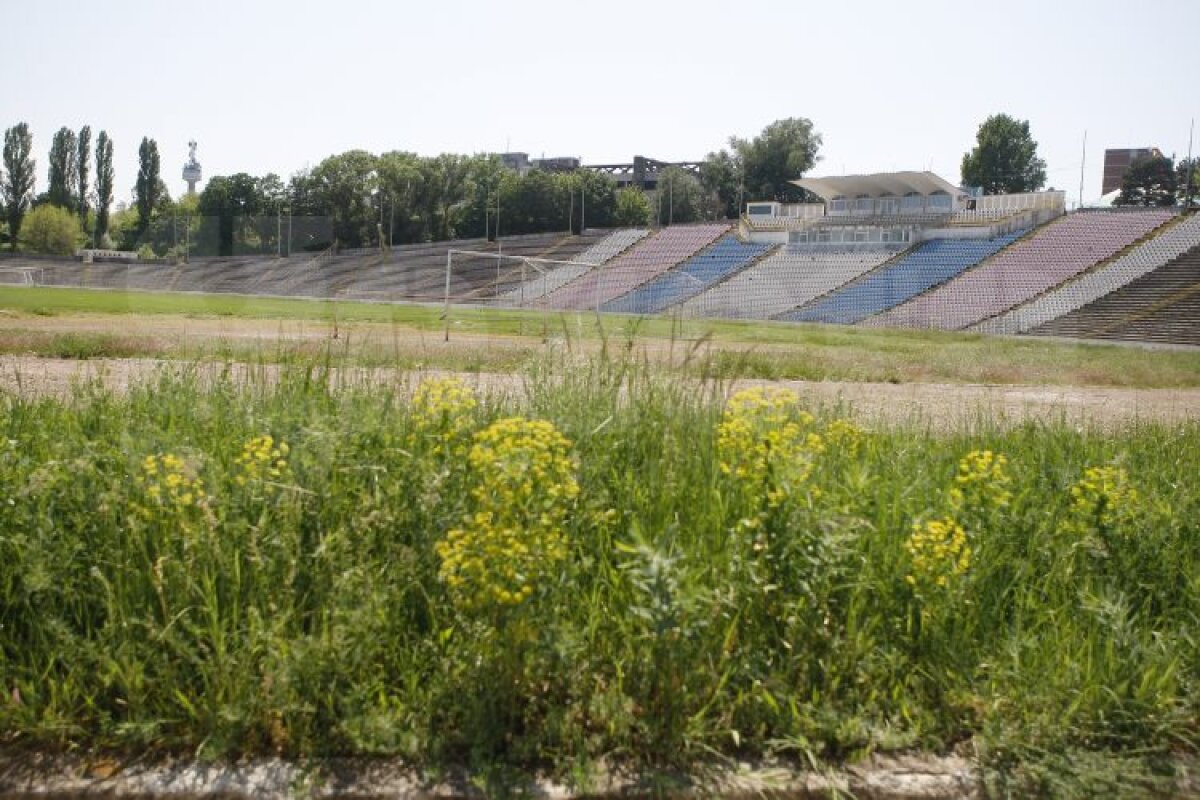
left=2, top=123, right=36, bottom=247
left=734, top=117, right=822, bottom=203
left=652, top=167, right=713, bottom=225
left=1176, top=157, right=1199, bottom=207
left=613, top=187, right=652, bottom=227
left=95, top=131, right=114, bottom=244
left=135, top=137, right=161, bottom=234
left=376, top=150, right=427, bottom=243
left=47, top=127, right=79, bottom=210
left=77, top=125, right=91, bottom=233
left=19, top=203, right=82, bottom=255
left=1115, top=153, right=1177, bottom=207
left=308, top=150, right=379, bottom=248
left=571, top=171, right=617, bottom=232
left=700, top=148, right=741, bottom=219
left=197, top=172, right=280, bottom=255
left=960, top=114, right=1047, bottom=195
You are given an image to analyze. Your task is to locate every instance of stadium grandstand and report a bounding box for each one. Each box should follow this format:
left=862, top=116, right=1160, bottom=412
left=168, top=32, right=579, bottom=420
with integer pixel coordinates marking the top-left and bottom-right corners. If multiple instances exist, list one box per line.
left=1, top=169, right=1195, bottom=347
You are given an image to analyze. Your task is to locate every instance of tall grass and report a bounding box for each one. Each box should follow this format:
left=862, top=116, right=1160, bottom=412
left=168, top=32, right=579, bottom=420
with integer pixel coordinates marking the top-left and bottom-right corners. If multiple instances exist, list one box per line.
left=0, top=355, right=1197, bottom=790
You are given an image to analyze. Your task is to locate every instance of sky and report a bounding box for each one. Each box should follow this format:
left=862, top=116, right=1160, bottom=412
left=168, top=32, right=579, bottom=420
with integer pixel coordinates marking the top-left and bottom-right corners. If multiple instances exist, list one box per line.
left=3, top=0, right=1197, bottom=208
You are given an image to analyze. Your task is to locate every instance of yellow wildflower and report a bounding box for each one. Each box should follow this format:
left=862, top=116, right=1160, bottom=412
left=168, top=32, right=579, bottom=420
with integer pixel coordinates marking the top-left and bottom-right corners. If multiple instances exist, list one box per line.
left=409, top=376, right=478, bottom=458
left=823, top=418, right=864, bottom=457
left=1062, top=465, right=1139, bottom=536
left=234, top=434, right=290, bottom=487
left=948, top=449, right=1012, bottom=512
left=136, top=453, right=206, bottom=516
left=905, top=517, right=971, bottom=589
left=435, top=417, right=578, bottom=613
left=717, top=387, right=826, bottom=521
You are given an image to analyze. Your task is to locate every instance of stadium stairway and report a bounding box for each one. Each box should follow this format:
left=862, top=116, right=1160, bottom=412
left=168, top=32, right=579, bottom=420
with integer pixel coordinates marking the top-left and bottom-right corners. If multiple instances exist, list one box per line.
left=496, top=228, right=651, bottom=307
left=600, top=235, right=774, bottom=315
left=973, top=212, right=1200, bottom=335
left=456, top=231, right=609, bottom=302
left=679, top=244, right=907, bottom=320
left=1027, top=241, right=1200, bottom=346
left=779, top=231, right=1028, bottom=325
left=542, top=224, right=730, bottom=311
left=864, top=209, right=1177, bottom=330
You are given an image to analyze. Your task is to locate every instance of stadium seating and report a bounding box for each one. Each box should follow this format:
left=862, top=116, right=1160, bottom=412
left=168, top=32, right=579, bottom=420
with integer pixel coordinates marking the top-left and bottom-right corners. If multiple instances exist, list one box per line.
left=334, top=231, right=588, bottom=301
left=600, top=236, right=772, bottom=314
left=782, top=231, right=1027, bottom=324
left=865, top=210, right=1176, bottom=330
left=542, top=224, right=729, bottom=310
left=680, top=245, right=906, bottom=320
left=496, top=228, right=650, bottom=306
left=1028, top=241, right=1200, bottom=345
left=975, top=213, right=1200, bottom=335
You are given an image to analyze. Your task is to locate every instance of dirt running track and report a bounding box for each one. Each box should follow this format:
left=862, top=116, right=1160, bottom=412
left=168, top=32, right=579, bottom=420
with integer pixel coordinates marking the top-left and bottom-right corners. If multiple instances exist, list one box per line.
left=2, top=355, right=1198, bottom=430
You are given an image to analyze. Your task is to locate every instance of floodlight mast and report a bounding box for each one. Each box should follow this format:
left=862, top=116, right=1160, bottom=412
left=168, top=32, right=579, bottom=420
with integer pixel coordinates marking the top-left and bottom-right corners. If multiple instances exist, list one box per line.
left=1186, top=118, right=1196, bottom=209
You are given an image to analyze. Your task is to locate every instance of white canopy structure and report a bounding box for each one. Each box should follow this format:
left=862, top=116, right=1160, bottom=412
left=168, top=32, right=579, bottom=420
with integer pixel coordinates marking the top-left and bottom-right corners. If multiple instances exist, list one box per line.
left=793, top=171, right=967, bottom=203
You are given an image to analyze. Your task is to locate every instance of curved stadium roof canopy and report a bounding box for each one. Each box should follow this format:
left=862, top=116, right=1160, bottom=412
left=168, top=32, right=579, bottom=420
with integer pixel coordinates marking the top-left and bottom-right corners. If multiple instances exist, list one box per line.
left=793, top=171, right=965, bottom=200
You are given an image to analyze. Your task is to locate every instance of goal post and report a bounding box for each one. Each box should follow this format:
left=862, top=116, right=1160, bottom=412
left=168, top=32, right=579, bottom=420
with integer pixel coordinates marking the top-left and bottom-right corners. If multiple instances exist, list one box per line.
left=442, top=249, right=600, bottom=341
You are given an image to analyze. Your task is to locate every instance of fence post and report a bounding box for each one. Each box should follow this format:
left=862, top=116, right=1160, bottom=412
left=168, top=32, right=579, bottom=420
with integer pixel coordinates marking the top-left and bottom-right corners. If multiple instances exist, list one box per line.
left=443, top=250, right=453, bottom=343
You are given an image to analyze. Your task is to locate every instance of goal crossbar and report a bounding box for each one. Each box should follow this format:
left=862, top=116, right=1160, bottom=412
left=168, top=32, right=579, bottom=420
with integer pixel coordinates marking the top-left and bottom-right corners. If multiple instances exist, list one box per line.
left=442, top=248, right=602, bottom=341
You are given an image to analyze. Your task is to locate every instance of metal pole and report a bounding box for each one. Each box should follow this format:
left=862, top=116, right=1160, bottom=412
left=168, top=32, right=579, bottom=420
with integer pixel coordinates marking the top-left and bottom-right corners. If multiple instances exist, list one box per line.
left=737, top=159, right=744, bottom=219
left=569, top=189, right=574, bottom=235
left=277, top=206, right=282, bottom=257
left=287, top=209, right=292, bottom=257
left=1078, top=130, right=1087, bottom=209
left=496, top=184, right=502, bottom=255
left=668, top=174, right=674, bottom=226
left=443, top=250, right=453, bottom=342
left=581, top=182, right=586, bottom=231
left=1185, top=118, right=1196, bottom=209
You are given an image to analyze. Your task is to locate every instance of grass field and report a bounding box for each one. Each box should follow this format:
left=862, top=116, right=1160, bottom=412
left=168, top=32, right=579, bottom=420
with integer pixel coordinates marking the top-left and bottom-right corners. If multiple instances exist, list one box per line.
left=3, top=285, right=1200, bottom=388
left=0, top=354, right=1198, bottom=796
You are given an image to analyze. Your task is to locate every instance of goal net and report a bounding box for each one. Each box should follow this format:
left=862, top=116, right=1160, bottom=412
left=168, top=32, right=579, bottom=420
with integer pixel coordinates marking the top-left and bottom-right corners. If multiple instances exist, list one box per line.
left=444, top=249, right=600, bottom=310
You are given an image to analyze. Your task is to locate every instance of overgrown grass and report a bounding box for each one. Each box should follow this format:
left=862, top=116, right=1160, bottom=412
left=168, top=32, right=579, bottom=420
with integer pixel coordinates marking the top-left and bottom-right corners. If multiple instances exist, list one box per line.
left=0, top=354, right=1198, bottom=794
left=3, top=285, right=1200, bottom=387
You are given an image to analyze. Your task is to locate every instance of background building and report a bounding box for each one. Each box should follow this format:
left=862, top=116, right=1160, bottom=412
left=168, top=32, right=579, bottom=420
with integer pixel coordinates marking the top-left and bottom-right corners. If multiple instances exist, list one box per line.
left=1102, top=147, right=1160, bottom=195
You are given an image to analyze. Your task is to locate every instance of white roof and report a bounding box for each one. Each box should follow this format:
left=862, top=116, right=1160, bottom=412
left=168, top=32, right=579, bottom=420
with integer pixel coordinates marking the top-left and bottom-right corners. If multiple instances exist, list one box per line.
left=793, top=171, right=965, bottom=200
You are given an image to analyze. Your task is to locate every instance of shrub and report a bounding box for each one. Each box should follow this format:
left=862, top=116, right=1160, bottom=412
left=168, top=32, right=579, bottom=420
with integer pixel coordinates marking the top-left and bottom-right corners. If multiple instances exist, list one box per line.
left=19, top=204, right=83, bottom=255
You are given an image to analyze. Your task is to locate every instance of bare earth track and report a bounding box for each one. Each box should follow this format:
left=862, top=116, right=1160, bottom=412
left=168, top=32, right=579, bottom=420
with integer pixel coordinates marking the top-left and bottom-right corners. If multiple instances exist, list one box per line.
left=3, top=354, right=1197, bottom=430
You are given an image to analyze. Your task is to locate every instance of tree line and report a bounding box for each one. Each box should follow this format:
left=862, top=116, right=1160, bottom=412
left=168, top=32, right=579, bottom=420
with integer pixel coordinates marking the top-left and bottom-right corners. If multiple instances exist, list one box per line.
left=5, top=113, right=1195, bottom=257
left=0, top=118, right=829, bottom=256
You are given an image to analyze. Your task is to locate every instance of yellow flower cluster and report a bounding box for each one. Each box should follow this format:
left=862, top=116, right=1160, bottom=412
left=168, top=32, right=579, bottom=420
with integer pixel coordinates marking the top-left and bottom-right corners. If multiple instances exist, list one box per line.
left=233, top=434, right=289, bottom=486
left=410, top=376, right=479, bottom=458
left=137, top=453, right=205, bottom=511
left=1064, top=465, right=1139, bottom=535
left=717, top=387, right=824, bottom=500
left=436, top=417, right=579, bottom=612
left=824, top=418, right=865, bottom=458
left=948, top=449, right=1012, bottom=512
left=905, top=517, right=971, bottom=589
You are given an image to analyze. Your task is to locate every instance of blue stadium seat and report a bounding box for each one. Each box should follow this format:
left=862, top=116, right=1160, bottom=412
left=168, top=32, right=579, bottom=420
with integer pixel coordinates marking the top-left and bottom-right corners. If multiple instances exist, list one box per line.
left=781, top=231, right=1026, bottom=324
left=602, top=236, right=771, bottom=314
